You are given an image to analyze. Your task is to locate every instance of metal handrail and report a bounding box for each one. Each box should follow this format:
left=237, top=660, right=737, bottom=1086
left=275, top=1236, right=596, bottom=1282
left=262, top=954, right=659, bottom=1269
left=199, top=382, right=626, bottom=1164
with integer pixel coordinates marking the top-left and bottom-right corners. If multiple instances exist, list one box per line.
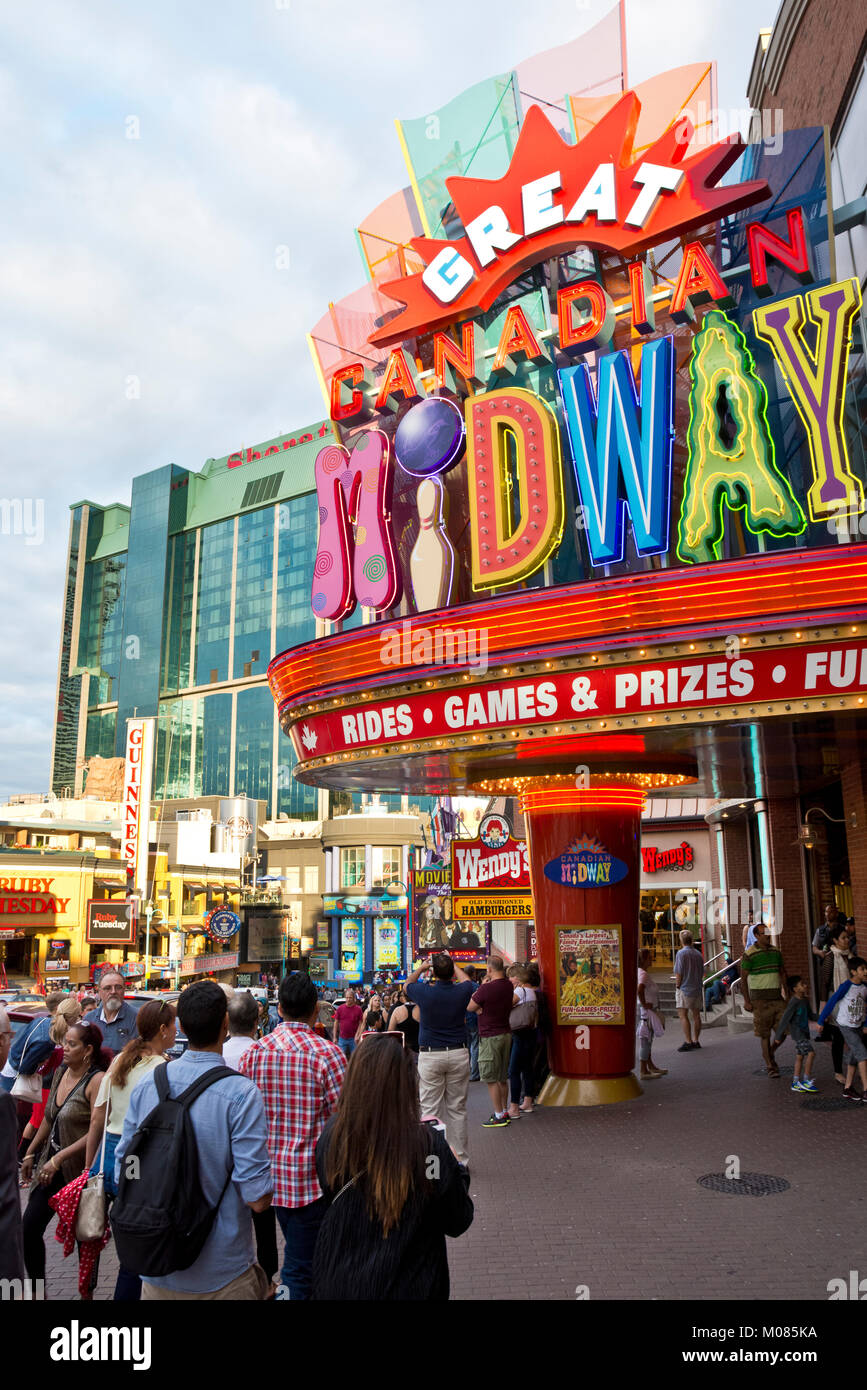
left=700, top=955, right=744, bottom=1020
left=703, top=954, right=740, bottom=986
left=727, top=977, right=749, bottom=1020
left=703, top=947, right=731, bottom=980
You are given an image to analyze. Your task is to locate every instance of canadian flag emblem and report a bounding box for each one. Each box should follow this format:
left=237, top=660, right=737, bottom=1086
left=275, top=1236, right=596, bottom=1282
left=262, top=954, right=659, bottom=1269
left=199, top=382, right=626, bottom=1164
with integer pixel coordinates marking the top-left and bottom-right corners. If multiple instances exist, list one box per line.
left=301, top=724, right=318, bottom=752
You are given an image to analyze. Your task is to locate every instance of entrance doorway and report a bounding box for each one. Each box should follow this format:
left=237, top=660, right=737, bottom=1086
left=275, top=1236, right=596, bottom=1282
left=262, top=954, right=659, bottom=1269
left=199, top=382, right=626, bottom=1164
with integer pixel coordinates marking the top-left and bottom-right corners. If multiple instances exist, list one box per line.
left=0, top=934, right=32, bottom=980
left=640, top=890, right=701, bottom=969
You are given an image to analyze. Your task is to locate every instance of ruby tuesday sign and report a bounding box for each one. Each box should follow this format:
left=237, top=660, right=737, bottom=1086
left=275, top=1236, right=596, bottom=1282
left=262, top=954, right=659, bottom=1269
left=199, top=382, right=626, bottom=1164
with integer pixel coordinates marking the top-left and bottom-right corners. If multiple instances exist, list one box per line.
left=308, top=92, right=865, bottom=635
left=292, top=640, right=867, bottom=760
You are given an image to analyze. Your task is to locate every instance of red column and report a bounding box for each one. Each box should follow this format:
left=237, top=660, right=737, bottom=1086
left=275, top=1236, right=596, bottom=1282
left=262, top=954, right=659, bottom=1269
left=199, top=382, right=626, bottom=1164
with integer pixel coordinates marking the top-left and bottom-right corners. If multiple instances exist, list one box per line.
left=522, top=785, right=644, bottom=1105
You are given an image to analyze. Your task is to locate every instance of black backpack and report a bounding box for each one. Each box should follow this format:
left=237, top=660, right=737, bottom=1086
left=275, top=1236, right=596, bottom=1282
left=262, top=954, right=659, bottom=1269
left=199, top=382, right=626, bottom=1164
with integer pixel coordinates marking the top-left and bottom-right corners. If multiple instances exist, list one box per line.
left=111, top=1062, right=237, bottom=1277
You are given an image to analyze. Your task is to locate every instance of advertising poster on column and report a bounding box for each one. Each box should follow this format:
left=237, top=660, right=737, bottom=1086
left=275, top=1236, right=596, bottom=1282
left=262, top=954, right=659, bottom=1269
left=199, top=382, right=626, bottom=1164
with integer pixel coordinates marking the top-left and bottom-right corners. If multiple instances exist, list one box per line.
left=556, top=926, right=624, bottom=1025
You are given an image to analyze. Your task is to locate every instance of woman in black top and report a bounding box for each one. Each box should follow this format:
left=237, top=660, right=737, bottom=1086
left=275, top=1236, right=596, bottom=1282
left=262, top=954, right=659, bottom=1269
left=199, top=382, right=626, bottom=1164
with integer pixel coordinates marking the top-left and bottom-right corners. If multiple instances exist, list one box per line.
left=312, top=1039, right=473, bottom=1300
left=387, top=989, right=420, bottom=1053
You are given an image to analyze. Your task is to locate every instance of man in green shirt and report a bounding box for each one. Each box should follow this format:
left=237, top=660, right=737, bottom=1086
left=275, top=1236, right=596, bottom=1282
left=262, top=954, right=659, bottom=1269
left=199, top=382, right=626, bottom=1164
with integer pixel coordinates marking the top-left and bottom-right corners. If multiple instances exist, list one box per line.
left=740, top=922, right=788, bottom=1077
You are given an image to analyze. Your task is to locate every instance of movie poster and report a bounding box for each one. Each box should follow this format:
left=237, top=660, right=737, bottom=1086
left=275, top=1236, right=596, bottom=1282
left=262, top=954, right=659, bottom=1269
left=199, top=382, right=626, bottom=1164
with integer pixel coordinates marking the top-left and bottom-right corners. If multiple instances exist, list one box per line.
left=411, top=866, right=490, bottom=959
left=556, top=925, right=624, bottom=1025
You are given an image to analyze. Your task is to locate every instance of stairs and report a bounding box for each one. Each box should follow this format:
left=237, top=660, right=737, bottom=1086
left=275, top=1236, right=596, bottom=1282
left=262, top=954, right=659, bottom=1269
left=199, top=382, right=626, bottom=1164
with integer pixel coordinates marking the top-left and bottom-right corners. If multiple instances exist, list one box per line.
left=655, top=979, right=678, bottom=1017
left=653, top=978, right=736, bottom=1029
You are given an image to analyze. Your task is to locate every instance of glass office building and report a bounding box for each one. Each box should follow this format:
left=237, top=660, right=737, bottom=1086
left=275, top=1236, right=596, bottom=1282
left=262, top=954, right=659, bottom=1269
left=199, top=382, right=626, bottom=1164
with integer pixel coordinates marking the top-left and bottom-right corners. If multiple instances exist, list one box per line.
left=51, top=421, right=427, bottom=822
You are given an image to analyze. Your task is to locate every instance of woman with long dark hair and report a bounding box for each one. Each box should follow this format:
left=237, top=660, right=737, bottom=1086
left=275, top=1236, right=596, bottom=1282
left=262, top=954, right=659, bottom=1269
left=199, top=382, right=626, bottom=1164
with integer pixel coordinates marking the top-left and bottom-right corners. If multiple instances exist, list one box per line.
left=19, top=1022, right=109, bottom=1282
left=312, top=1037, right=473, bottom=1300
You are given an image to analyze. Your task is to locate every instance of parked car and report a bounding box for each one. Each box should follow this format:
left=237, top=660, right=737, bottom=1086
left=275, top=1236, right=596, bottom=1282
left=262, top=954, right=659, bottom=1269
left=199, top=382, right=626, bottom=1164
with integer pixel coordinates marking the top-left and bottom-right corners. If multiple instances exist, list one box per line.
left=7, top=1002, right=49, bottom=1043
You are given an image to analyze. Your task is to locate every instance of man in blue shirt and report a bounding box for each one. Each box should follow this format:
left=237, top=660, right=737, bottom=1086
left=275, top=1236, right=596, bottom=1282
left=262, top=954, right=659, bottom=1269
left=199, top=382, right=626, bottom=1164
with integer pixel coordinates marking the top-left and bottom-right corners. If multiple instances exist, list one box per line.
left=84, top=970, right=139, bottom=1056
left=115, top=980, right=273, bottom=1299
left=406, top=953, right=474, bottom=1167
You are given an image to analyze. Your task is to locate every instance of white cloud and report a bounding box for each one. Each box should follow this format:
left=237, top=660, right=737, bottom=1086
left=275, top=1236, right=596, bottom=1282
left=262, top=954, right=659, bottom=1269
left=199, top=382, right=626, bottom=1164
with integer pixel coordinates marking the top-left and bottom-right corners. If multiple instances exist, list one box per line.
left=0, top=0, right=765, bottom=794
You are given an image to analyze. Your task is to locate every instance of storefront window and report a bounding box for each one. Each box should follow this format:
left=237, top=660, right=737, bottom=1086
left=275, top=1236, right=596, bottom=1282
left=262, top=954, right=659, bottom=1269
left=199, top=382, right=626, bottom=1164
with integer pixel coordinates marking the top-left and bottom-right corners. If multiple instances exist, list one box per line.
left=340, top=847, right=365, bottom=889
left=639, top=890, right=702, bottom=969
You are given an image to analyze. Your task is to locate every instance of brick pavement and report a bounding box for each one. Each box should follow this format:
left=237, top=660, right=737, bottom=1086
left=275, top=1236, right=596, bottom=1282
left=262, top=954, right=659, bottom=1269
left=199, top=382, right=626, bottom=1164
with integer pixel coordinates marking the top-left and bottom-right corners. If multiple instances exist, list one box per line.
left=25, top=1022, right=867, bottom=1301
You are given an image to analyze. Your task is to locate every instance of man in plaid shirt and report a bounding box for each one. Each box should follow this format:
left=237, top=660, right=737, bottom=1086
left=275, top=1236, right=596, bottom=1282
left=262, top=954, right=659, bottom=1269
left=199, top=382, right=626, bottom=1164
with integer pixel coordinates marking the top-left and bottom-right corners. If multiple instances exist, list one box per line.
left=240, top=971, right=346, bottom=1299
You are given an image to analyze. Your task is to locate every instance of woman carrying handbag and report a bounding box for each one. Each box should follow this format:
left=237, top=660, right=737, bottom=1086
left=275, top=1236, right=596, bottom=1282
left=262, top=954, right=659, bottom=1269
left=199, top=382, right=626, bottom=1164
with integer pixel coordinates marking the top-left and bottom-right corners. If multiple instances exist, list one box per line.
left=19, top=1022, right=109, bottom=1288
left=16, top=997, right=80, bottom=1160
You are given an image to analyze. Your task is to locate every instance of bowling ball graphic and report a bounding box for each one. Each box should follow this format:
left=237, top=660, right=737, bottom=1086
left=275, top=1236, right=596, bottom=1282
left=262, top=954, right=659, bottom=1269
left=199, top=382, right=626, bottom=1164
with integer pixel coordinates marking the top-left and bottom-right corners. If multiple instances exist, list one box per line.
left=394, top=396, right=465, bottom=477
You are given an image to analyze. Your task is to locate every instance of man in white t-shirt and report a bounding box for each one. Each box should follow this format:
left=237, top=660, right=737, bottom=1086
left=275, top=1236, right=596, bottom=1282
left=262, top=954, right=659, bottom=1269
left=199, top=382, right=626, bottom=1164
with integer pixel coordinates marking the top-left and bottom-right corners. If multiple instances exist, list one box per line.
left=223, top=991, right=260, bottom=1070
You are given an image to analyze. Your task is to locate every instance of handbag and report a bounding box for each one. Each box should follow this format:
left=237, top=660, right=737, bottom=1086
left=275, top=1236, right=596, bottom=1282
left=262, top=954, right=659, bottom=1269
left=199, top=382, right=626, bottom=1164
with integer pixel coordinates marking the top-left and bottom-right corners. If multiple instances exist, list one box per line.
left=11, top=1070, right=43, bottom=1103
left=10, top=1027, right=47, bottom=1103
left=75, top=1082, right=109, bottom=1243
left=509, top=987, right=538, bottom=1032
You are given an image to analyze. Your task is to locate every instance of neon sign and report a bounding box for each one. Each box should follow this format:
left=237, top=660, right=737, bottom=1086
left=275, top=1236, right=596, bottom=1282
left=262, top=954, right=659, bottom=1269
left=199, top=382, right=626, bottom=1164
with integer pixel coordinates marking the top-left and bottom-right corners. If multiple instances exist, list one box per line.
left=304, top=79, right=865, bottom=629
left=366, top=95, right=769, bottom=347
left=558, top=336, right=675, bottom=566
left=677, top=311, right=805, bottom=564
left=753, top=278, right=864, bottom=521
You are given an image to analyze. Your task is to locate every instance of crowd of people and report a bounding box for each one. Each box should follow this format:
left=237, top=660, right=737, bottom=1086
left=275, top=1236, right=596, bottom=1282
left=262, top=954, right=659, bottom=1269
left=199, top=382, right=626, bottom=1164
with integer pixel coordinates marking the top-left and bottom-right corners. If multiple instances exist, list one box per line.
left=0, top=952, right=550, bottom=1301
left=1, top=901, right=862, bottom=1302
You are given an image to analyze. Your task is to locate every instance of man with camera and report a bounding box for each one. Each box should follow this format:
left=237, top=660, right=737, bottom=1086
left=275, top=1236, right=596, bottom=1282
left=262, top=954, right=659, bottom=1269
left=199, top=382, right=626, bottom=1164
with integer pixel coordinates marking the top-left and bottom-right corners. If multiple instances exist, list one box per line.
left=405, top=952, right=474, bottom=1168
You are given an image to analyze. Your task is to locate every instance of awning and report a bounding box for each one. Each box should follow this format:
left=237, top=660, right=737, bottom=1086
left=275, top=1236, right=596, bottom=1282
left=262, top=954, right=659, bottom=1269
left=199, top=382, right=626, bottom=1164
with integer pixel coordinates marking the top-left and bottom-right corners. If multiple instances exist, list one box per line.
left=220, top=882, right=241, bottom=891
left=183, top=882, right=207, bottom=893
left=93, top=878, right=126, bottom=891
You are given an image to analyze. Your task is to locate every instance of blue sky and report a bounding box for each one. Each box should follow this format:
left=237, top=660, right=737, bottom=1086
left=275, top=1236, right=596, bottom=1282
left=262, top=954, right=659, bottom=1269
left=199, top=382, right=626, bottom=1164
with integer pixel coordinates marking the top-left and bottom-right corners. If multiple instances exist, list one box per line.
left=0, top=0, right=777, bottom=799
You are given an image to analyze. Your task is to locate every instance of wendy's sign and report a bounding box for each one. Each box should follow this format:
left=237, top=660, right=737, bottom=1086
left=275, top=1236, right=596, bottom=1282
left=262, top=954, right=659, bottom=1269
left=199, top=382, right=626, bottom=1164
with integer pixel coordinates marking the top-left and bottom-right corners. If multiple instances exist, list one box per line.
left=641, top=842, right=695, bottom=875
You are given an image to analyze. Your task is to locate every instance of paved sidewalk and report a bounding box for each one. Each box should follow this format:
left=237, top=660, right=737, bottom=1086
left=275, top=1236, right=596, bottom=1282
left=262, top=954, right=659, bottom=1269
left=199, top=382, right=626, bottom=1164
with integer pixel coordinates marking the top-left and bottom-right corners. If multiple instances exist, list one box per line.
left=26, top=1022, right=866, bottom=1301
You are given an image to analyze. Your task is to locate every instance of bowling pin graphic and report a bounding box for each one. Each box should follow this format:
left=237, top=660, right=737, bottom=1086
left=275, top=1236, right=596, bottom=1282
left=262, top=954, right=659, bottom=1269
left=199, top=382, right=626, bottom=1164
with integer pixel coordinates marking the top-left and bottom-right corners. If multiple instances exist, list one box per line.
left=411, top=476, right=455, bottom=612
